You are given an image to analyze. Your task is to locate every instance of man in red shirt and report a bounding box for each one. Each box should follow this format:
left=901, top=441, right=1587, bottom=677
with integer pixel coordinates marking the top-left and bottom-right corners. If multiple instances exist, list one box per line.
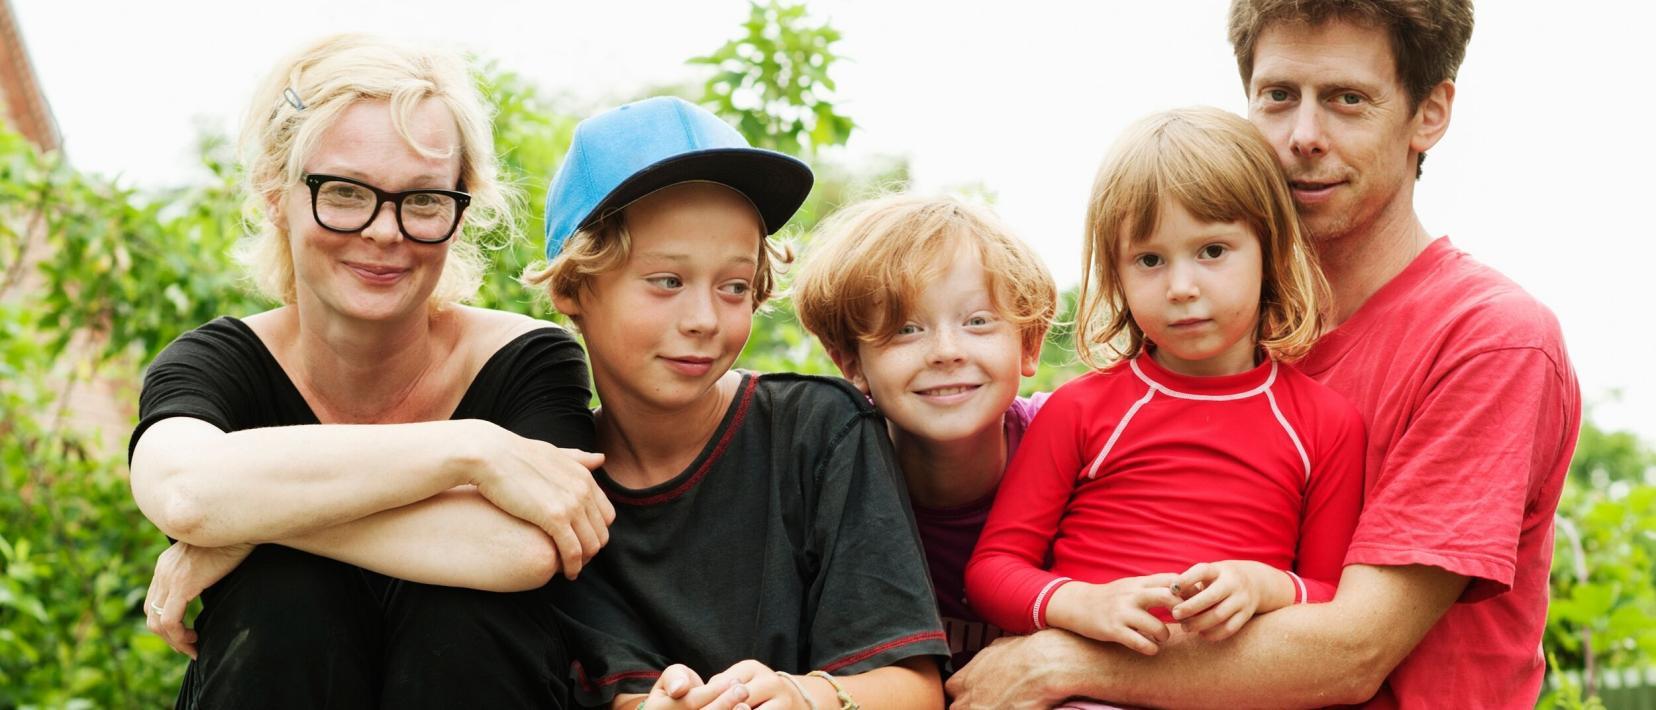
left=947, top=1, right=1581, bottom=707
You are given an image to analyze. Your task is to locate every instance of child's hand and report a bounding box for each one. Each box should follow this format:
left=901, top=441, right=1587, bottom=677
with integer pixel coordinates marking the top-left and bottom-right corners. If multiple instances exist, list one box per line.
left=1045, top=574, right=1183, bottom=655
left=1168, top=560, right=1296, bottom=641
left=702, top=660, right=819, bottom=709
left=627, top=664, right=752, bottom=710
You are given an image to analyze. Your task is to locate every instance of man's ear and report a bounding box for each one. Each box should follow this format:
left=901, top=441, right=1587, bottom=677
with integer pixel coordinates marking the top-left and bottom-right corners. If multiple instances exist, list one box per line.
left=826, top=346, right=870, bottom=395
left=1411, top=80, right=1455, bottom=156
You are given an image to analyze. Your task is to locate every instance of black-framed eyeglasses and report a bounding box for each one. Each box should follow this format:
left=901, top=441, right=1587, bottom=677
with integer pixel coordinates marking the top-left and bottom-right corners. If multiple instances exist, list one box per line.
left=303, top=174, right=471, bottom=244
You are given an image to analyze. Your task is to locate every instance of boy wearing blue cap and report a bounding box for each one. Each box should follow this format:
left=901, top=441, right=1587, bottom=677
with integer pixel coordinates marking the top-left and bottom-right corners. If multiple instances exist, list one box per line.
left=526, top=97, right=947, bottom=710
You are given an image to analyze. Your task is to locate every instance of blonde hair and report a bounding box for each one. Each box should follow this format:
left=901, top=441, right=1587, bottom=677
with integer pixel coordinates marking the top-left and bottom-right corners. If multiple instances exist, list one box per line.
left=793, top=193, right=1056, bottom=358
left=522, top=204, right=793, bottom=315
left=234, top=33, right=515, bottom=306
left=1076, top=106, right=1328, bottom=369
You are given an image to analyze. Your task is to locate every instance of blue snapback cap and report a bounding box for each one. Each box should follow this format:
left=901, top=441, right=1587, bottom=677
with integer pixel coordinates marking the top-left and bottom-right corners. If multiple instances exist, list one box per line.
left=543, top=96, right=815, bottom=259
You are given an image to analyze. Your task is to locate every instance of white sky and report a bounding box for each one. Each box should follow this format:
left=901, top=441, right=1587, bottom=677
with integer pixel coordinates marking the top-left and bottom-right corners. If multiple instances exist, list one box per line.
left=14, top=1, right=1656, bottom=441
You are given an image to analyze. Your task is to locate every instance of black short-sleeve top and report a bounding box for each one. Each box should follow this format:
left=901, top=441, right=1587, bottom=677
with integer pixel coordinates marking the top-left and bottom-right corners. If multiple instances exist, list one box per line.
left=130, top=317, right=596, bottom=457
left=552, top=372, right=948, bottom=706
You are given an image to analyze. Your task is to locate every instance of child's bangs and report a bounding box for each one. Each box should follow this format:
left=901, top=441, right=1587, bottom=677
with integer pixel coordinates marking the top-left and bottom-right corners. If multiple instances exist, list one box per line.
left=1126, top=123, right=1270, bottom=245
left=1160, top=127, right=1275, bottom=237
left=851, top=227, right=964, bottom=345
left=973, top=229, right=1057, bottom=351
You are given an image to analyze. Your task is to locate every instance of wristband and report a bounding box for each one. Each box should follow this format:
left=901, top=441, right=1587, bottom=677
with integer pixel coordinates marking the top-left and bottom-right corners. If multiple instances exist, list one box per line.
left=1285, top=569, right=1308, bottom=604
left=776, top=671, right=818, bottom=710
left=808, top=670, right=860, bottom=710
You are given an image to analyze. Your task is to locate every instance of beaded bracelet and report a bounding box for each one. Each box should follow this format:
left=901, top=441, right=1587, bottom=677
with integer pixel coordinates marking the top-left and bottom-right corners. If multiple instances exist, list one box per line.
left=807, top=670, right=860, bottom=710
left=775, top=671, right=819, bottom=710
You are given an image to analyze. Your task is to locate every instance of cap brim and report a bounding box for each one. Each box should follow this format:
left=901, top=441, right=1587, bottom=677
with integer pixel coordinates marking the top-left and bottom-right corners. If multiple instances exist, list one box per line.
left=580, top=148, right=814, bottom=236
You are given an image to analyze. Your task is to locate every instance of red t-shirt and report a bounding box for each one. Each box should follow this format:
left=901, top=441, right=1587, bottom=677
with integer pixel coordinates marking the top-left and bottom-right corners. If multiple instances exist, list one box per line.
left=965, top=354, right=1366, bottom=634
left=1297, top=238, right=1580, bottom=708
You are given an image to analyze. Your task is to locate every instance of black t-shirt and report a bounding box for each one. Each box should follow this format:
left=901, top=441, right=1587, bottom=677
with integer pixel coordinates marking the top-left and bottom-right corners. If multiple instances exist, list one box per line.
left=130, top=316, right=595, bottom=460
left=553, top=372, right=948, bottom=707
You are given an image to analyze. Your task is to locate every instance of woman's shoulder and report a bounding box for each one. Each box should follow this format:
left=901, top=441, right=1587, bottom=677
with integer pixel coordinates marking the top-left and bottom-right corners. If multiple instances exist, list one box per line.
left=152, top=315, right=274, bottom=370
left=449, top=306, right=578, bottom=363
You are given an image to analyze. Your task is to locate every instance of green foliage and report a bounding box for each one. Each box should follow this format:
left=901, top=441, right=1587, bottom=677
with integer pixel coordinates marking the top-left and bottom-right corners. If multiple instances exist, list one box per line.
left=1025, top=287, right=1090, bottom=395
left=470, top=63, right=580, bottom=318
left=1, top=123, right=257, bottom=706
left=3, top=128, right=269, bottom=365
left=1546, top=416, right=1656, bottom=701
left=690, top=0, right=854, bottom=158
left=0, top=303, right=179, bottom=706
left=1538, top=650, right=1610, bottom=710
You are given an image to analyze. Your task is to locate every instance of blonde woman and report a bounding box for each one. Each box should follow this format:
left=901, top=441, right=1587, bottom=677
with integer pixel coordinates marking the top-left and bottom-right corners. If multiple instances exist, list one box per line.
left=128, top=35, right=609, bottom=708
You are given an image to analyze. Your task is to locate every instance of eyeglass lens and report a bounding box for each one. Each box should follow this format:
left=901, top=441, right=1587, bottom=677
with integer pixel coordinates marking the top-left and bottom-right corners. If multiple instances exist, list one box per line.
left=314, top=179, right=460, bottom=242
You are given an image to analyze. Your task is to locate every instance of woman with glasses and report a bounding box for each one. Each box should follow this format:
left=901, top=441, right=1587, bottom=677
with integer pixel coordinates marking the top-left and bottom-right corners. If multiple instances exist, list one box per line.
left=127, top=34, right=608, bottom=708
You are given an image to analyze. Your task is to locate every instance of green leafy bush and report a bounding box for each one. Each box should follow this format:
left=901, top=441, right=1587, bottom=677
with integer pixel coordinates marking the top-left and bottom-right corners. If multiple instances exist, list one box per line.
left=1543, top=416, right=1656, bottom=704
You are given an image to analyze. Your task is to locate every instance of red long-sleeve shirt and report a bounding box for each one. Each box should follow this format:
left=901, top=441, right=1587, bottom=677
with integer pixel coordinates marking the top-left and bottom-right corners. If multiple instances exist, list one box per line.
left=965, top=354, right=1365, bottom=634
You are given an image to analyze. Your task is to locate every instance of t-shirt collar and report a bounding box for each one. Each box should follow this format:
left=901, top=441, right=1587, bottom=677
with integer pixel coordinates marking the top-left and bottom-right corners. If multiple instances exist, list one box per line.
left=1131, top=349, right=1276, bottom=399
left=1300, top=236, right=1456, bottom=376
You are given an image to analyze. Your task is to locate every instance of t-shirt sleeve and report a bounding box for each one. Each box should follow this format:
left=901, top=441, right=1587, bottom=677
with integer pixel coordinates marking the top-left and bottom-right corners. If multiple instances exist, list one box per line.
left=1293, top=397, right=1366, bottom=603
left=553, top=572, right=673, bottom=706
left=129, top=321, right=263, bottom=462
left=965, top=387, right=1083, bottom=634
left=481, top=327, right=596, bottom=451
left=804, top=410, right=949, bottom=675
left=1343, top=346, right=1574, bottom=601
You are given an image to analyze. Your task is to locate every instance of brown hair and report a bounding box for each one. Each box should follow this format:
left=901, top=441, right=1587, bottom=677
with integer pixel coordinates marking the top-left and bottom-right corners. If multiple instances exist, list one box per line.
left=522, top=206, right=792, bottom=316
left=1228, top=0, right=1474, bottom=177
left=1076, top=106, right=1329, bottom=369
left=793, top=193, right=1056, bottom=359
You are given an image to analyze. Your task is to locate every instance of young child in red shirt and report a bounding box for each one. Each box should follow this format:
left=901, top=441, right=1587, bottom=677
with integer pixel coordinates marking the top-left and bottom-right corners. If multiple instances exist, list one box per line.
left=965, top=107, right=1366, bottom=664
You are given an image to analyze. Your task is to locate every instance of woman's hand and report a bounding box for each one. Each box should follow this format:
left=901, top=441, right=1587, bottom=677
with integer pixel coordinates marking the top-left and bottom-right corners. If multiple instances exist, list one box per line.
left=471, top=422, right=614, bottom=579
left=143, top=541, right=255, bottom=658
left=1044, top=575, right=1182, bottom=655
left=1169, top=560, right=1296, bottom=641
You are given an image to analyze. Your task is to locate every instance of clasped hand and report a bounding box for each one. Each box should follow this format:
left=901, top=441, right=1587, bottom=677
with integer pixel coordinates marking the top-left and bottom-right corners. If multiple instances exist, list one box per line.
left=632, top=660, right=815, bottom=710
left=1049, top=560, right=1291, bottom=655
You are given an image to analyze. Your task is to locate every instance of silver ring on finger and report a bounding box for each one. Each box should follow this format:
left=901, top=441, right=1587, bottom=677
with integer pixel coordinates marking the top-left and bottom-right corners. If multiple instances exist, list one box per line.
left=151, top=602, right=165, bottom=614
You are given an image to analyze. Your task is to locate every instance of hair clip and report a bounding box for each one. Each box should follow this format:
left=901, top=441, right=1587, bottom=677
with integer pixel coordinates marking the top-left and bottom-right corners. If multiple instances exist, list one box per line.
left=282, top=88, right=306, bottom=111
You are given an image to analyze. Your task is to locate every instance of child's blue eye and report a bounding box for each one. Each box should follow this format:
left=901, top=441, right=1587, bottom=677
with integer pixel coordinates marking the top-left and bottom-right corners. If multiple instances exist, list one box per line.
left=722, top=281, right=751, bottom=296
left=648, top=276, right=683, bottom=289
left=967, top=315, right=991, bottom=327
left=1199, top=244, right=1227, bottom=259
left=896, top=324, right=920, bottom=336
